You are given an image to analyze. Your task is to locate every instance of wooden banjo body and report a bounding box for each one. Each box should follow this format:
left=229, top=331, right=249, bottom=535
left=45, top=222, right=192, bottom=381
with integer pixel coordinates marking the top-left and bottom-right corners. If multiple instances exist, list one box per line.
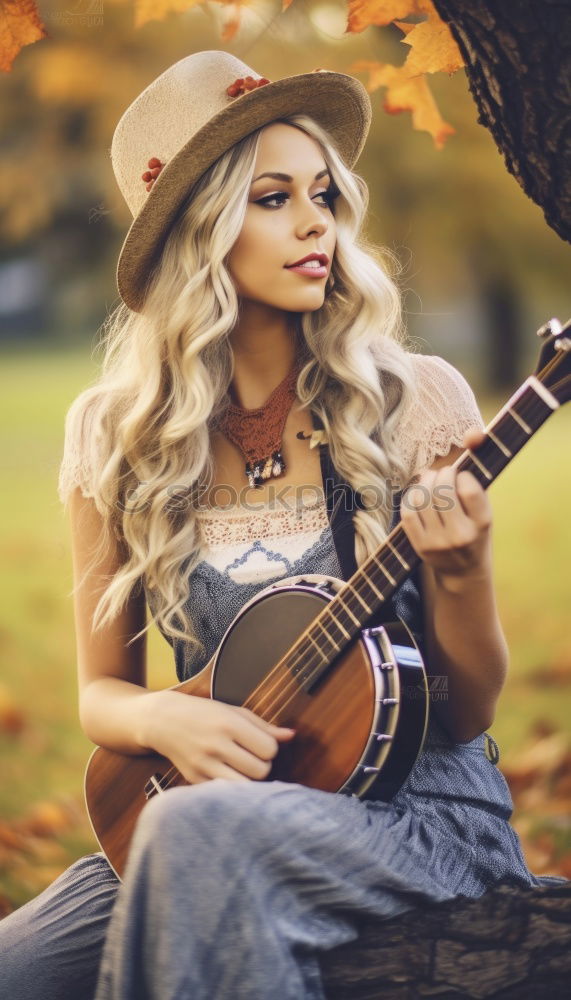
left=85, top=573, right=429, bottom=879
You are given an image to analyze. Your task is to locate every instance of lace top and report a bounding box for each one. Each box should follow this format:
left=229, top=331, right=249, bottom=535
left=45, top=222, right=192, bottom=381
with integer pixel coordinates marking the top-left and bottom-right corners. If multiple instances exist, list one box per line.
left=393, top=354, right=484, bottom=476
left=57, top=354, right=484, bottom=505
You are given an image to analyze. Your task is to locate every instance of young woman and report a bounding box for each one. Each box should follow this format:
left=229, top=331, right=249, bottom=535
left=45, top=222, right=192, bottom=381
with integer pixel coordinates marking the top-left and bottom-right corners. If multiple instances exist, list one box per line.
left=1, top=50, right=565, bottom=1000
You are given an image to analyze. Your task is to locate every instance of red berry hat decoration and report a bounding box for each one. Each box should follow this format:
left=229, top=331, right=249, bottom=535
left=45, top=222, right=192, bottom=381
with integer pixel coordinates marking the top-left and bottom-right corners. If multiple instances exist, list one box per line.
left=226, top=75, right=270, bottom=99
left=141, top=157, right=165, bottom=193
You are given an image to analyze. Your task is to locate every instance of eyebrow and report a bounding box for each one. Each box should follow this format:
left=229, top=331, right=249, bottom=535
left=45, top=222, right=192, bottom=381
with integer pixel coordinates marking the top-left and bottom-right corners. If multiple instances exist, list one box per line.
left=251, top=169, right=330, bottom=184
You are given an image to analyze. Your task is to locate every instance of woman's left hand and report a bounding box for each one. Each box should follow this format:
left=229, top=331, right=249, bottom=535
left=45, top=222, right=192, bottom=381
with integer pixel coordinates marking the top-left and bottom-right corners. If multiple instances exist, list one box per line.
left=400, top=429, right=492, bottom=589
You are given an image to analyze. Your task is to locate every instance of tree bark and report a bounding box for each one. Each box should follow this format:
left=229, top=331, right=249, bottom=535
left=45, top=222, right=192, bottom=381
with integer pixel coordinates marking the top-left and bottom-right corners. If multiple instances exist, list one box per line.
left=431, top=0, right=571, bottom=244
left=320, top=880, right=571, bottom=999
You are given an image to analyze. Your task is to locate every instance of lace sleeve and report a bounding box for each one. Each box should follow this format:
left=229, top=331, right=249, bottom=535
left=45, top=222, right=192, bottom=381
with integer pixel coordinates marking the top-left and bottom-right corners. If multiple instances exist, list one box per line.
left=57, top=392, right=101, bottom=505
left=395, top=354, right=484, bottom=480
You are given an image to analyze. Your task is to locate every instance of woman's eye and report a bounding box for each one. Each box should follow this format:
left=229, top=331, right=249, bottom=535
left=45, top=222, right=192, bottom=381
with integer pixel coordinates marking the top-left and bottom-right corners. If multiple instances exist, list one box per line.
left=256, top=189, right=339, bottom=209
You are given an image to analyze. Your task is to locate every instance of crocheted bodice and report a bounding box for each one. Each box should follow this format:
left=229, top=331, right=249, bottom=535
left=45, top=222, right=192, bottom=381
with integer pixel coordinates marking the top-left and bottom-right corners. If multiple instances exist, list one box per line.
left=146, top=495, right=344, bottom=679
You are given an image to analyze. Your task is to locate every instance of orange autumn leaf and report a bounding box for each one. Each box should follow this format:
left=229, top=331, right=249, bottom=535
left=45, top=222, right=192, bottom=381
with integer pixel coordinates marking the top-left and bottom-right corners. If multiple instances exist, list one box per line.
left=351, top=58, right=455, bottom=148
left=0, top=0, right=47, bottom=74
left=346, top=0, right=427, bottom=34
left=345, top=1, right=461, bottom=145
left=394, top=15, right=463, bottom=76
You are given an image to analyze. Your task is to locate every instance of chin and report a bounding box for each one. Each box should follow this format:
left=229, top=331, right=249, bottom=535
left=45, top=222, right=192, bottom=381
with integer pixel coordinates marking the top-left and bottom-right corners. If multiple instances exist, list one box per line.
left=282, top=292, right=327, bottom=312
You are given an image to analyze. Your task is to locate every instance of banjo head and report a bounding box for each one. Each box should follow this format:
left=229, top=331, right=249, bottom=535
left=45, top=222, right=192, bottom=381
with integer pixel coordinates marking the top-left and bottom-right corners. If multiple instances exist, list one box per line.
left=212, top=574, right=337, bottom=706
left=210, top=574, right=426, bottom=797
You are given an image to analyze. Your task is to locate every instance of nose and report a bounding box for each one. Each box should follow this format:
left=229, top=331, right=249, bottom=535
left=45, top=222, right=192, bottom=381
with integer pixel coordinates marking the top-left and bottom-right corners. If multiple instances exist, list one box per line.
left=296, top=197, right=329, bottom=240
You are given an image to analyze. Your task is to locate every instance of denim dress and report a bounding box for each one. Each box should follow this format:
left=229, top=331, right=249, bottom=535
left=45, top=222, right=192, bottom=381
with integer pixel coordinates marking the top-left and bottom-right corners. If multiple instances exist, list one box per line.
left=1, top=429, right=567, bottom=1000
left=144, top=495, right=557, bottom=898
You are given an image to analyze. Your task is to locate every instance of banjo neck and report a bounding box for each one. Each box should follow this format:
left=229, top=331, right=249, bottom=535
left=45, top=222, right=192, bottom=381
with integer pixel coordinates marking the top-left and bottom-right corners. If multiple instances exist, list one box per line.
left=242, top=371, right=561, bottom=713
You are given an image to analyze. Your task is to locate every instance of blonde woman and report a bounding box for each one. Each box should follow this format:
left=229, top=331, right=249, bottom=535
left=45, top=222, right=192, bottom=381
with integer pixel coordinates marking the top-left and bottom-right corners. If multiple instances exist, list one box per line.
left=0, top=51, right=564, bottom=1000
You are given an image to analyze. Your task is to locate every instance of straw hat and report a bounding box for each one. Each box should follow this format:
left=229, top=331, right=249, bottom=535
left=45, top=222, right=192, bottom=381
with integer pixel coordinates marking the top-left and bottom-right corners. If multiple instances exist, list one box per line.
left=110, top=50, right=372, bottom=312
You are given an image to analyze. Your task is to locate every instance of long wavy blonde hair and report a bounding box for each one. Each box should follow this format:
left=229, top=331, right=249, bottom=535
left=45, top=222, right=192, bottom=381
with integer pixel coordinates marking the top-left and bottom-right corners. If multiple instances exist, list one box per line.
left=59, top=113, right=417, bottom=657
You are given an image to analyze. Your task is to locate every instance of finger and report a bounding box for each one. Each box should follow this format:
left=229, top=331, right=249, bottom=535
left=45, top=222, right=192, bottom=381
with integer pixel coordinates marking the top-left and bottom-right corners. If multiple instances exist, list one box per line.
left=400, top=486, right=429, bottom=552
left=220, top=740, right=274, bottom=781
left=412, top=466, right=457, bottom=535
left=431, top=465, right=471, bottom=531
left=229, top=711, right=289, bottom=761
left=235, top=706, right=296, bottom=739
left=423, top=465, right=453, bottom=530
left=463, top=428, right=486, bottom=449
left=401, top=478, right=432, bottom=531
left=195, top=760, right=251, bottom=784
left=455, top=470, right=491, bottom=527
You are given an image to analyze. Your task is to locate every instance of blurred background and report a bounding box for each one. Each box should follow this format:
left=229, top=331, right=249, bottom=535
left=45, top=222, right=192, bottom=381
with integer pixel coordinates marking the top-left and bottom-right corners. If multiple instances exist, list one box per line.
left=0, top=0, right=569, bottom=909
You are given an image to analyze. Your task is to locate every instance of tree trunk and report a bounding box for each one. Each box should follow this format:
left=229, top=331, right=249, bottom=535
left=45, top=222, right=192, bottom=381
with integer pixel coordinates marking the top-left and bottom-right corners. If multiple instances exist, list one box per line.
left=431, top=0, right=571, bottom=245
left=320, top=880, right=571, bottom=998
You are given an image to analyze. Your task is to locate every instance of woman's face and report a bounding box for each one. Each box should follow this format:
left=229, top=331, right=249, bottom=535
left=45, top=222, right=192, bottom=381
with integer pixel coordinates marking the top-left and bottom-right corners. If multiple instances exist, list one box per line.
left=227, top=123, right=337, bottom=313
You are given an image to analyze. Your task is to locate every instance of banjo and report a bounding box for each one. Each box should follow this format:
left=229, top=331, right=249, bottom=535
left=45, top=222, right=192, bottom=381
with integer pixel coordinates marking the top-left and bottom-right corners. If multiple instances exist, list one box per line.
left=85, top=319, right=571, bottom=878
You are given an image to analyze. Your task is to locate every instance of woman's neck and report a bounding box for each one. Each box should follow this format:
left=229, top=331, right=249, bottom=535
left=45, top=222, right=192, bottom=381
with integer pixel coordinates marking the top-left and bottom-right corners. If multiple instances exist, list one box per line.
left=229, top=307, right=299, bottom=410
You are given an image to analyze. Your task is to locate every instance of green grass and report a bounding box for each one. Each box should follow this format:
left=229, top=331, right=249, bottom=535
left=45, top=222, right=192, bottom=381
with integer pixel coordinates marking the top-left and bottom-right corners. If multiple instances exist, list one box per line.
left=0, top=345, right=569, bottom=905
left=480, top=394, right=571, bottom=749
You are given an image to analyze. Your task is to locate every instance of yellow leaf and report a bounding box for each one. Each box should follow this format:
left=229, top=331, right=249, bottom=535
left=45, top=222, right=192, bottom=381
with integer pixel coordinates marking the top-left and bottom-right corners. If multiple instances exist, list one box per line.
left=351, top=58, right=455, bottom=149
left=396, top=17, right=464, bottom=76
left=0, top=0, right=47, bottom=74
left=346, top=0, right=420, bottom=34
left=393, top=18, right=415, bottom=35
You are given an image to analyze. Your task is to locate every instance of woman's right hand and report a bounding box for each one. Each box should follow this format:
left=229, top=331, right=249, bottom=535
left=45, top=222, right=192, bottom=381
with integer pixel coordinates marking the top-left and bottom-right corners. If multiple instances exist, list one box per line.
left=138, top=690, right=296, bottom=784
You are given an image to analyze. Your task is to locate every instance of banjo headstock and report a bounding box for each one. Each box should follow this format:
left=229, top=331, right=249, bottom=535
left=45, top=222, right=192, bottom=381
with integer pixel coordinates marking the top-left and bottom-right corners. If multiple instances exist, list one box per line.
left=535, top=318, right=571, bottom=404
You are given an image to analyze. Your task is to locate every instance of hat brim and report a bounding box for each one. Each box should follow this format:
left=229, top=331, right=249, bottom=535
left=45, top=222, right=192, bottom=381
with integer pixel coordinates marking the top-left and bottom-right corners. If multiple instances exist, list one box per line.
left=116, top=71, right=371, bottom=312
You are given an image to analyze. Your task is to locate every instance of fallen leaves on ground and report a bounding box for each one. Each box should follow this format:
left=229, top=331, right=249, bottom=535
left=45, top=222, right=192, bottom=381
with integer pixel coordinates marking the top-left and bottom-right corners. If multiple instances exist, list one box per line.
left=502, top=719, right=571, bottom=878
left=0, top=683, right=25, bottom=736
left=0, top=795, right=91, bottom=913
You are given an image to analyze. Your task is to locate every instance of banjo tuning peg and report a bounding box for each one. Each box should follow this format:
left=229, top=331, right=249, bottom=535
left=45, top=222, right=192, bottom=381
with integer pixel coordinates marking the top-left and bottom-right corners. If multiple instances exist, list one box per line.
left=536, top=317, right=562, bottom=339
